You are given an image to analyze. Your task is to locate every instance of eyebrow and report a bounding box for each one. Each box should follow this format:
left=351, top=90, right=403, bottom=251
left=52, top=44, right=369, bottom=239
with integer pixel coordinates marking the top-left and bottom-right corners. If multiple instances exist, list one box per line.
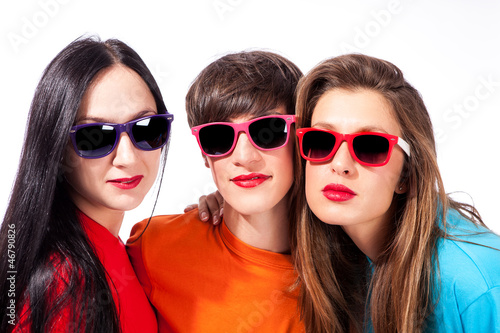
left=261, top=107, right=288, bottom=116
left=227, top=110, right=287, bottom=123
left=250, top=109, right=286, bottom=119
left=76, top=110, right=157, bottom=124
left=311, top=122, right=389, bottom=134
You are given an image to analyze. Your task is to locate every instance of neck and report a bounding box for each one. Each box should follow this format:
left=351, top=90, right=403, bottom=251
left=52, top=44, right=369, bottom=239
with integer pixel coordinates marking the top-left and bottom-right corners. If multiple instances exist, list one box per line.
left=223, top=197, right=291, bottom=253
left=342, top=205, right=395, bottom=261
left=70, top=195, right=124, bottom=238
left=342, top=223, right=387, bottom=261
left=82, top=209, right=124, bottom=238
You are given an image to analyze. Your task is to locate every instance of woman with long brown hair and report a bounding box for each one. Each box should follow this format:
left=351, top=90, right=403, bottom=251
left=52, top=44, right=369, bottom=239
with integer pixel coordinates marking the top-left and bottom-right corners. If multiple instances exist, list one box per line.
left=293, top=53, right=500, bottom=332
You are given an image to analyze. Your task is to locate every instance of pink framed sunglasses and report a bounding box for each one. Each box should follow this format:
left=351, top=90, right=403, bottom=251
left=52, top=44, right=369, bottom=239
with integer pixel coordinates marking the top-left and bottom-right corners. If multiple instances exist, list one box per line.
left=191, top=115, right=295, bottom=157
left=296, top=128, right=410, bottom=167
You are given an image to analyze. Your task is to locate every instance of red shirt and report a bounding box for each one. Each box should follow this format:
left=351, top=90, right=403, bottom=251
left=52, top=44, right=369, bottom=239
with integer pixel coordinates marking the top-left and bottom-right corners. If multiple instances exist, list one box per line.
left=81, top=212, right=157, bottom=332
left=14, top=213, right=157, bottom=332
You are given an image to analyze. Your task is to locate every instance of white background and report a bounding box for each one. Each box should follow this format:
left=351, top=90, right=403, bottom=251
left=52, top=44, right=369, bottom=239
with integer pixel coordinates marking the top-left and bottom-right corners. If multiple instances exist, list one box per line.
left=1, top=0, right=499, bottom=240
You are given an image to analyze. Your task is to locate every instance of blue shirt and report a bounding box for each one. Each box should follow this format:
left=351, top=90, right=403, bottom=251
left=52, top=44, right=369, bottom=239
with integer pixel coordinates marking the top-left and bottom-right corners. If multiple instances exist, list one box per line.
left=366, top=210, right=500, bottom=332
left=429, top=210, right=500, bottom=332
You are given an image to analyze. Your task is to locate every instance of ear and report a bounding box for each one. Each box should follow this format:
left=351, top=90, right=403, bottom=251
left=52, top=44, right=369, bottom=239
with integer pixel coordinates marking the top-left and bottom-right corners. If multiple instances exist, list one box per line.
left=202, top=154, right=210, bottom=168
left=395, top=183, right=407, bottom=194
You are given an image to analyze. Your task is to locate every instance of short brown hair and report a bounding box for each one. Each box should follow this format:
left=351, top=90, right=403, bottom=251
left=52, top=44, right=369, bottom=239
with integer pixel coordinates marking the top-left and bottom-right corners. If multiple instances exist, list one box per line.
left=185, top=50, right=302, bottom=127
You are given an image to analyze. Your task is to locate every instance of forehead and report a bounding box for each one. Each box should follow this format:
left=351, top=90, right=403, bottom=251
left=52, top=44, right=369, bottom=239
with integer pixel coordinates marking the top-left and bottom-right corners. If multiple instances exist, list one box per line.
left=77, top=65, right=156, bottom=123
left=311, top=88, right=401, bottom=135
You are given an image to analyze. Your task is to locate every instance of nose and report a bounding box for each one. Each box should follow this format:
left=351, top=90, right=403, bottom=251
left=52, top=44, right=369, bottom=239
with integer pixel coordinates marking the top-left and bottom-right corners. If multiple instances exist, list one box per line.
left=329, top=141, right=355, bottom=175
left=112, top=132, right=139, bottom=167
left=230, top=132, right=262, bottom=166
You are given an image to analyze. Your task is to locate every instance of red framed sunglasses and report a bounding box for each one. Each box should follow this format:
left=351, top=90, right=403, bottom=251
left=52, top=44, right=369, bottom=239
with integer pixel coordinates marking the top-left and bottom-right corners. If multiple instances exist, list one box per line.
left=296, top=128, right=410, bottom=167
left=191, top=115, right=295, bottom=157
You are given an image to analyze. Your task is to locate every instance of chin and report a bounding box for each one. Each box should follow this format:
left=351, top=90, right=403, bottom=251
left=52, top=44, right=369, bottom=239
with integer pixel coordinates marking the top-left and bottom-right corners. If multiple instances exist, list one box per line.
left=311, top=207, right=346, bottom=226
left=228, top=199, right=277, bottom=216
left=109, top=199, right=144, bottom=212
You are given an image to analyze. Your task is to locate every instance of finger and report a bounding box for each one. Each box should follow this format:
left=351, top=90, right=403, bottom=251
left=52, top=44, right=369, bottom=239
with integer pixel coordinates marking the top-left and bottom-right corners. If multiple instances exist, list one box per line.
left=214, top=190, right=224, bottom=208
left=184, top=204, right=198, bottom=213
left=213, top=191, right=224, bottom=225
left=204, top=192, right=222, bottom=225
left=197, top=195, right=210, bottom=222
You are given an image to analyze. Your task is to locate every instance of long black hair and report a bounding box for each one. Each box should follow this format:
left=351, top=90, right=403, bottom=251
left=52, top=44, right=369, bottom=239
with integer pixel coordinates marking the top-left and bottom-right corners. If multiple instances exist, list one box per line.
left=0, top=36, right=168, bottom=332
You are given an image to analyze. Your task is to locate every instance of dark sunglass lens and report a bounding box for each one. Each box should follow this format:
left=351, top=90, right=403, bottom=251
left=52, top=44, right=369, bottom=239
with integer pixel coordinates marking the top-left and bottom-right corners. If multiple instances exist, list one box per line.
left=199, top=124, right=234, bottom=155
left=303, top=131, right=336, bottom=160
left=353, top=135, right=389, bottom=164
left=132, top=116, right=169, bottom=150
left=75, top=125, right=116, bottom=157
left=249, top=117, right=288, bottom=149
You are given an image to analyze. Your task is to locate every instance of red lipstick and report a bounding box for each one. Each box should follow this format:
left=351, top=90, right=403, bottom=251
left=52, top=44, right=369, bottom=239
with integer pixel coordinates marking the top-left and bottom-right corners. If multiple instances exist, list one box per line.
left=231, top=173, right=271, bottom=188
left=322, top=183, right=356, bottom=202
left=107, top=175, right=144, bottom=189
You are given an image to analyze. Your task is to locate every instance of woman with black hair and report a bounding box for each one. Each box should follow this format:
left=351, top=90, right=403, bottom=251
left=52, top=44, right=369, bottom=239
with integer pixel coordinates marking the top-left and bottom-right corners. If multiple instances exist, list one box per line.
left=0, top=36, right=173, bottom=332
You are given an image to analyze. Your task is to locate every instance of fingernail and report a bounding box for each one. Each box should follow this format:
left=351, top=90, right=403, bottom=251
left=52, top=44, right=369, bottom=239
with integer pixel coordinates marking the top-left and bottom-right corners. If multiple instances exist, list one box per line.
left=213, top=215, right=218, bottom=224
left=201, top=212, right=208, bottom=221
left=219, top=208, right=224, bottom=216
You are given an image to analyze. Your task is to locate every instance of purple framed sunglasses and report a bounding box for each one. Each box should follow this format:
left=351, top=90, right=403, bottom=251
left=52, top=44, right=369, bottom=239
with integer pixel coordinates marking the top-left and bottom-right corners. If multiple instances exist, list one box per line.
left=69, top=113, right=174, bottom=159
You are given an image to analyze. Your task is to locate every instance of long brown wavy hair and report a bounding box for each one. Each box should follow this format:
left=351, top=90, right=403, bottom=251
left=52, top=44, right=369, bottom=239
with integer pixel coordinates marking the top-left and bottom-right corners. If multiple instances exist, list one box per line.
left=291, top=54, right=484, bottom=332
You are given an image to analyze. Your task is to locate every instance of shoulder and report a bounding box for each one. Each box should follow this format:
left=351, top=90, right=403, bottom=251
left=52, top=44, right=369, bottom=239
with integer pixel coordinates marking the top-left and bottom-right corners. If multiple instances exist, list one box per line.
left=36, top=253, right=77, bottom=288
left=436, top=210, right=500, bottom=312
left=43, top=253, right=86, bottom=300
left=125, top=209, right=219, bottom=295
left=128, top=209, right=209, bottom=244
left=440, top=210, right=500, bottom=278
left=16, top=253, right=83, bottom=331
left=126, top=209, right=216, bottom=266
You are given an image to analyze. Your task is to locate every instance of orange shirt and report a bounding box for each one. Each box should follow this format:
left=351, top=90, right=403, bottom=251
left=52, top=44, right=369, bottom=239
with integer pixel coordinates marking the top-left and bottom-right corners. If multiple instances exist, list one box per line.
left=127, top=209, right=304, bottom=332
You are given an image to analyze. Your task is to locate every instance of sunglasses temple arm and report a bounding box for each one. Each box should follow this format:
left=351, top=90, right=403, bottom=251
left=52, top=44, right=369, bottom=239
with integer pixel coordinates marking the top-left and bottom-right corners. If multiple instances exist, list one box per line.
left=397, top=137, right=411, bottom=157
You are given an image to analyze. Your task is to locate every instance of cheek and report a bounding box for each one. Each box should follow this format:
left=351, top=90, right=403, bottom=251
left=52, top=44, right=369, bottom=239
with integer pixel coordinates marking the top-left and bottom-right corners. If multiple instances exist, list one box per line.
left=381, top=155, right=406, bottom=192
left=141, top=150, right=162, bottom=183
left=63, top=159, right=97, bottom=198
left=62, top=144, right=109, bottom=191
left=304, top=163, right=324, bottom=204
left=305, top=162, right=323, bottom=183
left=148, top=150, right=162, bottom=172
left=62, top=147, right=87, bottom=187
left=207, top=158, right=224, bottom=189
left=62, top=145, right=81, bottom=176
left=279, top=142, right=295, bottom=179
left=359, top=165, right=402, bottom=207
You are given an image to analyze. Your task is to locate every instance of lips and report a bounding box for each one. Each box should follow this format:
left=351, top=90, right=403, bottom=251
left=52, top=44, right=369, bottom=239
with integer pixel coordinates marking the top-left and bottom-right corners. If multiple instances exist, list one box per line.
left=322, top=183, right=356, bottom=202
left=107, top=175, right=144, bottom=189
left=230, top=173, right=271, bottom=188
